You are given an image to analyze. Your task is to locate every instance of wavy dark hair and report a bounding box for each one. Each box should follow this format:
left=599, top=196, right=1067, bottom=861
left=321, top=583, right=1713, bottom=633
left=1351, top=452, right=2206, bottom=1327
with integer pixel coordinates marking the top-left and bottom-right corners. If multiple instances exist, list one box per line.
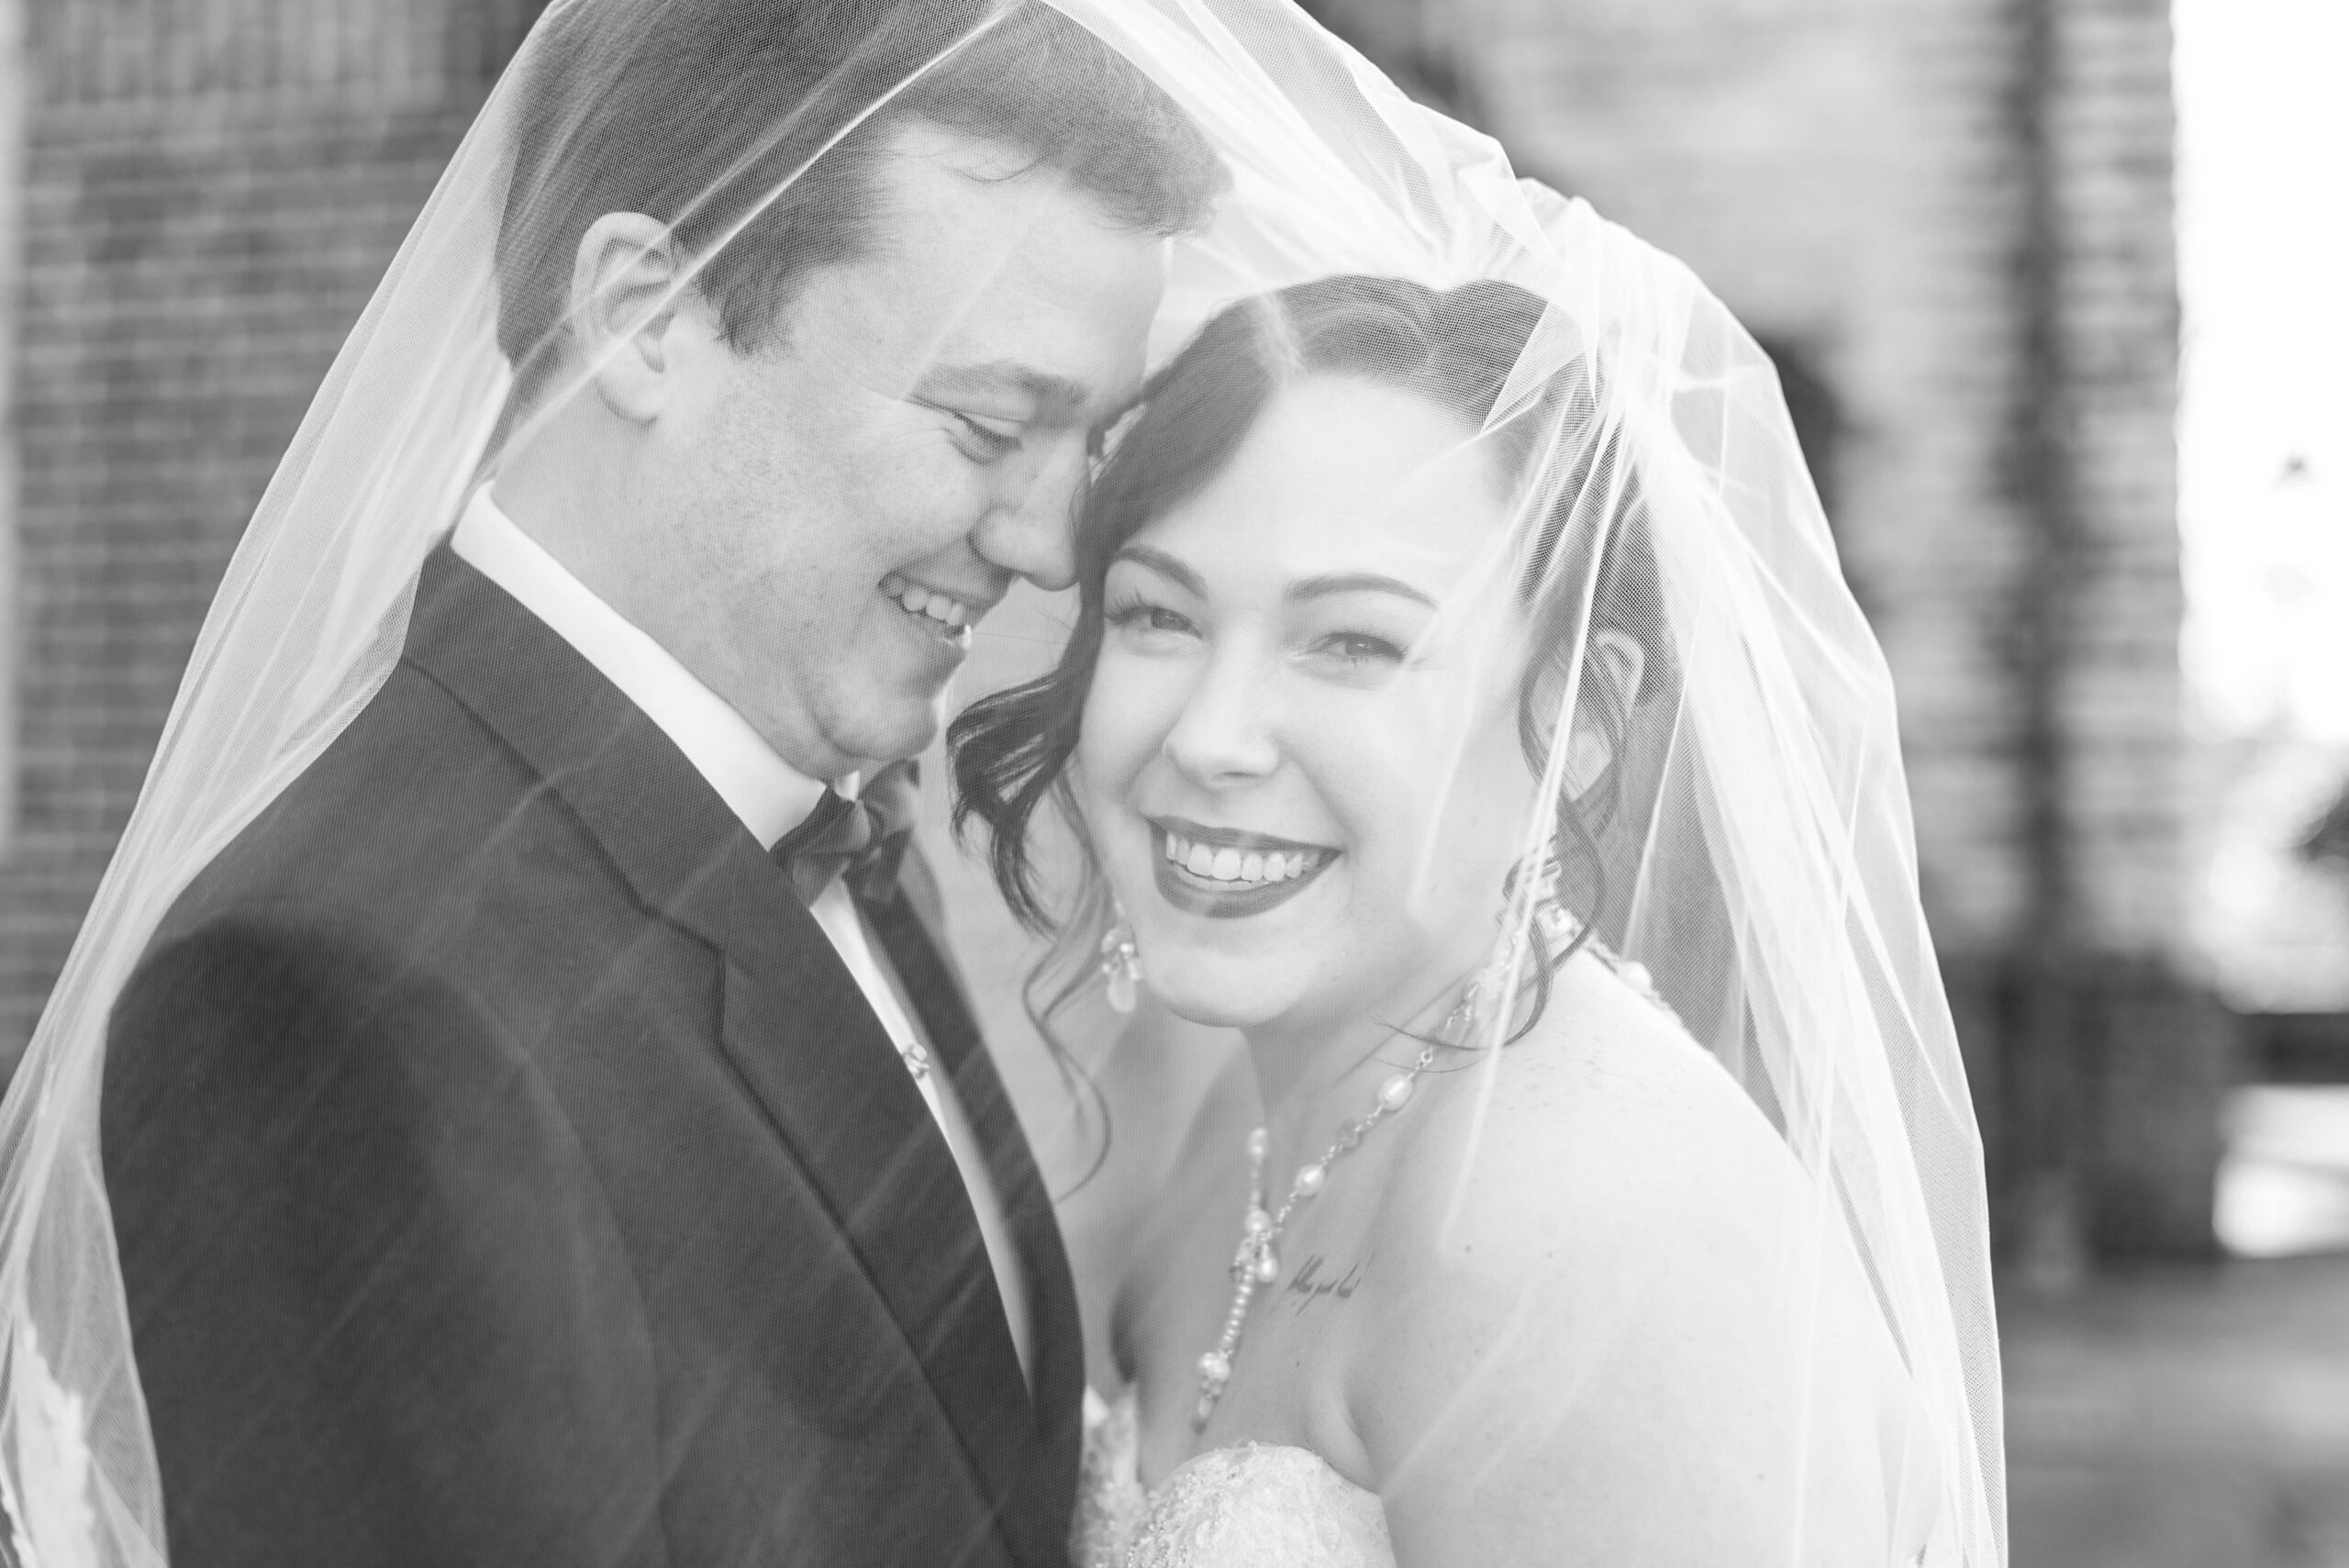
left=950, top=274, right=1671, bottom=1086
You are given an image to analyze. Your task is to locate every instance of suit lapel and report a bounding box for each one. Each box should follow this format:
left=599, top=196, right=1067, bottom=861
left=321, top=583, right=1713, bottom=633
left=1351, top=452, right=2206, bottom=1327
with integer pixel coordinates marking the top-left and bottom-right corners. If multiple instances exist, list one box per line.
left=702, top=855, right=1053, bottom=1567
left=864, top=860, right=1087, bottom=1539
left=401, top=550, right=1061, bottom=1565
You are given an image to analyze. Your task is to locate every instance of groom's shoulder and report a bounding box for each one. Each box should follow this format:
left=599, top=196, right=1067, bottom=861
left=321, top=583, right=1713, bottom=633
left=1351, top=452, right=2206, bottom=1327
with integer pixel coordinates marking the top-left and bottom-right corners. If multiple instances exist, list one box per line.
left=176, top=658, right=561, bottom=920
left=146, top=642, right=665, bottom=1006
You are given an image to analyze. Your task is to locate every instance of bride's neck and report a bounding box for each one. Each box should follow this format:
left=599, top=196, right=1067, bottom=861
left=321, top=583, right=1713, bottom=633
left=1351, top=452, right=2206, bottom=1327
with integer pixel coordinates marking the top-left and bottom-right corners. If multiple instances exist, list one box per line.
left=1237, top=964, right=1464, bottom=1171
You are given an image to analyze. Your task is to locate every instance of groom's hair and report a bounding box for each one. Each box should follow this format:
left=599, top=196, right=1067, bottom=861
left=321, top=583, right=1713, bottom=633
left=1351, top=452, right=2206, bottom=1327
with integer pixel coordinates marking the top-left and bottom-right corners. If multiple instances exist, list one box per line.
left=495, top=0, right=1224, bottom=406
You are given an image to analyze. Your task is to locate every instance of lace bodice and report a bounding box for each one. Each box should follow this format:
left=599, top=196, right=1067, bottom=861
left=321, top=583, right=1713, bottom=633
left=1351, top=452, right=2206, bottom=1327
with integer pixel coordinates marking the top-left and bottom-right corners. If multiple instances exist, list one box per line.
left=1074, top=1389, right=1394, bottom=1568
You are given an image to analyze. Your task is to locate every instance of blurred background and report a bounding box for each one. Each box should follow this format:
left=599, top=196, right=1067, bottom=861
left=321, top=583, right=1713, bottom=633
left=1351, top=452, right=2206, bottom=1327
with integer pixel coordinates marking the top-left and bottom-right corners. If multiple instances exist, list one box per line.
left=0, top=0, right=2342, bottom=1562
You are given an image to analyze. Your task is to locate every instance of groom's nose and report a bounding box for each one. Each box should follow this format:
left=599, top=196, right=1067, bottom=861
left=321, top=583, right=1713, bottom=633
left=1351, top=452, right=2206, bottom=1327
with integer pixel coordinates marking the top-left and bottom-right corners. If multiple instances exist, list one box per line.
left=971, top=436, right=1083, bottom=592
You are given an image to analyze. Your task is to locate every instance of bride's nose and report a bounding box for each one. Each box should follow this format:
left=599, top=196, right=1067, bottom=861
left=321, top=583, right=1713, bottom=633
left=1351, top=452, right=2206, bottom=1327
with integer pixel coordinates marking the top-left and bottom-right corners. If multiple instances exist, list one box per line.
left=1162, top=646, right=1279, bottom=784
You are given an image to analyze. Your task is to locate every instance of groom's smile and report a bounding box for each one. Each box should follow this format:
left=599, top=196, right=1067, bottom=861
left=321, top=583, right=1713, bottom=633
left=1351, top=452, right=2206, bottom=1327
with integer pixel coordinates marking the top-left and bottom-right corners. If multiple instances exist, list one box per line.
left=879, top=571, right=989, bottom=648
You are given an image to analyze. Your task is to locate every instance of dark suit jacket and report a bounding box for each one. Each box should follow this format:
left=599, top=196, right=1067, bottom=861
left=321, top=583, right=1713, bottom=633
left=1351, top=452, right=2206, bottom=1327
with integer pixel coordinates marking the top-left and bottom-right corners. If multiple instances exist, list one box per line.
left=101, top=549, right=1083, bottom=1568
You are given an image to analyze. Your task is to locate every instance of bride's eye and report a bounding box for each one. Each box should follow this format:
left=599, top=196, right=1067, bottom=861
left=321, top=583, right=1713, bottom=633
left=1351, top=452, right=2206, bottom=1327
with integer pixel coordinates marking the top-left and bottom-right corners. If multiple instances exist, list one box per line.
left=1308, top=631, right=1407, bottom=672
left=1105, top=595, right=1197, bottom=645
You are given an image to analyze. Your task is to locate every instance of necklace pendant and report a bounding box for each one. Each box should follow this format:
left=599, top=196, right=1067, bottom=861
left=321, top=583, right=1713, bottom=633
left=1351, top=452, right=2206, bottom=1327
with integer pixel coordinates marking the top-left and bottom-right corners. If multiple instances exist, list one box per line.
left=898, top=1040, right=932, bottom=1082
left=1194, top=1044, right=1444, bottom=1423
left=1194, top=1349, right=1234, bottom=1431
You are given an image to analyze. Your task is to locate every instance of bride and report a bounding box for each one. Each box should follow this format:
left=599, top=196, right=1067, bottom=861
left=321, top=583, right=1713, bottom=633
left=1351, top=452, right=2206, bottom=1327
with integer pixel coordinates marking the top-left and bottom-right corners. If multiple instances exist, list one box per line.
left=954, top=276, right=1961, bottom=1565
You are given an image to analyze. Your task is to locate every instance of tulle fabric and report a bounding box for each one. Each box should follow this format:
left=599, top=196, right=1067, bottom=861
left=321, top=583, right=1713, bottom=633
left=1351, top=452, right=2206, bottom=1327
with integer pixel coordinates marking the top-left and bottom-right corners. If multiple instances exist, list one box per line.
left=0, top=2, right=2002, bottom=1564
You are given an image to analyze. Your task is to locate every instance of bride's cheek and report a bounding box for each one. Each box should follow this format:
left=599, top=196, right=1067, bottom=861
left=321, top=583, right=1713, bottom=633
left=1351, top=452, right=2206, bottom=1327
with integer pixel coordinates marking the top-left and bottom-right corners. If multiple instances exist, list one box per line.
left=1079, top=673, right=1168, bottom=792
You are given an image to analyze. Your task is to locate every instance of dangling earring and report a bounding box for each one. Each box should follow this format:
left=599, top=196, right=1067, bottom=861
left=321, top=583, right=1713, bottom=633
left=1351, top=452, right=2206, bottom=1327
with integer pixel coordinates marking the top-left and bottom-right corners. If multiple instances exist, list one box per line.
left=1504, top=845, right=1577, bottom=943
left=1099, top=911, right=1144, bottom=1014
left=1447, top=849, right=1585, bottom=1046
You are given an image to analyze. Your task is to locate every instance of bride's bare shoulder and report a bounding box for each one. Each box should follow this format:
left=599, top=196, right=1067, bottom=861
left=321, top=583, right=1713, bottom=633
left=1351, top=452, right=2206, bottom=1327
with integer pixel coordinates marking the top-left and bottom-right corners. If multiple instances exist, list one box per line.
left=1390, top=947, right=1790, bottom=1247
left=1353, top=955, right=1918, bottom=1560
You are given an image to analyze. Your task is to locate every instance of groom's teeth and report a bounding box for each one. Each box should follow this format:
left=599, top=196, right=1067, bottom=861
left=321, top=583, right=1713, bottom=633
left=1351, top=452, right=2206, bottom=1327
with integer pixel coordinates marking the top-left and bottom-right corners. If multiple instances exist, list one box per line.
left=885, top=579, right=973, bottom=630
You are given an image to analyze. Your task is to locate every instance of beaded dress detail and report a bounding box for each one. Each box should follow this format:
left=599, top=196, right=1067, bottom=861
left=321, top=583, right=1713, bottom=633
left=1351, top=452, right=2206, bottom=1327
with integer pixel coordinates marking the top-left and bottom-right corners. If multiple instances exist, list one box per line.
left=1074, top=1388, right=1393, bottom=1568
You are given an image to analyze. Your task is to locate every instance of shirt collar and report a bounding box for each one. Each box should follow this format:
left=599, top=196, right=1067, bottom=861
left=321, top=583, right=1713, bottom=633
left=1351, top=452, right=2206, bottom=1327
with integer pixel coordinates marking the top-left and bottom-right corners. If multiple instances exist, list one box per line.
left=450, top=486, right=829, bottom=850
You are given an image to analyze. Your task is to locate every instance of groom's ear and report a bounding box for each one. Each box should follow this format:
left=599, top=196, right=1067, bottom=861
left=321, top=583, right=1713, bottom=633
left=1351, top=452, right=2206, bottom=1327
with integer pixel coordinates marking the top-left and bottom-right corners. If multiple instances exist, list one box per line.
left=567, top=212, right=706, bottom=426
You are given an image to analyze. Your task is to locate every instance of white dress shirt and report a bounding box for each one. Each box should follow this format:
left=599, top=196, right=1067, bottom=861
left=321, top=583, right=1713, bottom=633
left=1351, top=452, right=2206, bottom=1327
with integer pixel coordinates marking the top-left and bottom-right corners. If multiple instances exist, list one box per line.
left=451, top=488, right=1031, bottom=1385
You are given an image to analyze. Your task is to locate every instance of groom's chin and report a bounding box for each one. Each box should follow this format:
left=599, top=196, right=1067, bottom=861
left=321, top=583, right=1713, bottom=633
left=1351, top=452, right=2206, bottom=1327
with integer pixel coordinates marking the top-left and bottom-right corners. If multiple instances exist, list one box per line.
left=844, top=686, right=948, bottom=771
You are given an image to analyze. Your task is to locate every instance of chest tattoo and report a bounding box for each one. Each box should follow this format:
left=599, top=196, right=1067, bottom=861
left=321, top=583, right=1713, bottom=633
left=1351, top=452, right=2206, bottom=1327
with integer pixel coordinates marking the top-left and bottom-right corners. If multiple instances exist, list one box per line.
left=1284, top=1252, right=1363, bottom=1313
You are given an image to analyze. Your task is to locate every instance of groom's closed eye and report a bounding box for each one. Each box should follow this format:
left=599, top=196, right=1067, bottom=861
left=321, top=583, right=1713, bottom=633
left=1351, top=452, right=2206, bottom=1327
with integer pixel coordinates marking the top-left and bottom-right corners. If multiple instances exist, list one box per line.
left=924, top=402, right=1025, bottom=462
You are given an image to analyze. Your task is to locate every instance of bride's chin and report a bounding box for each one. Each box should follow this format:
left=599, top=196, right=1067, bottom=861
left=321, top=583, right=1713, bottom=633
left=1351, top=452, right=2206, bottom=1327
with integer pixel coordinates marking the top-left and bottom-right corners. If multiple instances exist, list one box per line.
left=1141, top=974, right=1275, bottom=1033
left=1131, top=952, right=1298, bottom=1033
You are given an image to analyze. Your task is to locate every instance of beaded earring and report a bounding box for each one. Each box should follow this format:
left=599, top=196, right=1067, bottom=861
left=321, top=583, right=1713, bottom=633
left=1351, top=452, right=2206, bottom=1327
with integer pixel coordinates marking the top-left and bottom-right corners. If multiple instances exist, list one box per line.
left=1098, top=913, right=1144, bottom=1014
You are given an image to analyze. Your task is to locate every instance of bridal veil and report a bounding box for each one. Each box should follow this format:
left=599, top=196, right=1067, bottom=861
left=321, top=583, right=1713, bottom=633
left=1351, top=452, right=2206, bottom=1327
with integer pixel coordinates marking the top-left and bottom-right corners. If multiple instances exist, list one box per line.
left=0, top=1, right=2004, bottom=1562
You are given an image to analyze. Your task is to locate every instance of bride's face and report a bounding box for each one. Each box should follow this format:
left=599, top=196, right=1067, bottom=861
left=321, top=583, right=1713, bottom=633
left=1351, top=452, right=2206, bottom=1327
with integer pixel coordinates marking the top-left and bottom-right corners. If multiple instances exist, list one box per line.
left=1076, top=375, right=1541, bottom=1039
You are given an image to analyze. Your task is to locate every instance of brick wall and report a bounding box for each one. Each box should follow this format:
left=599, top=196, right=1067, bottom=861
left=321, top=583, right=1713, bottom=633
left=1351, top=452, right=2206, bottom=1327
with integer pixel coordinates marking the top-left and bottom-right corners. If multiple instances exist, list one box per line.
left=0, top=0, right=543, bottom=1056
left=2048, top=0, right=2182, bottom=953
left=1437, top=0, right=2210, bottom=1258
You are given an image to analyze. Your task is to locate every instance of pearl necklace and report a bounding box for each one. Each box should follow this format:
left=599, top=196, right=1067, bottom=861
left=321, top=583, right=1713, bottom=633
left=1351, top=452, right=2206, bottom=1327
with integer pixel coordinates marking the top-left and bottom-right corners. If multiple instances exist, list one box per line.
left=1187, top=897, right=1676, bottom=1431
left=1192, top=1040, right=1439, bottom=1430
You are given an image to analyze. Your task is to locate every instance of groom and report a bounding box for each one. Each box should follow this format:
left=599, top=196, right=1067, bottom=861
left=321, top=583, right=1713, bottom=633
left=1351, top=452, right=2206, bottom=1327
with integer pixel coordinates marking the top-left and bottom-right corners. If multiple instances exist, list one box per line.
left=99, top=3, right=1219, bottom=1565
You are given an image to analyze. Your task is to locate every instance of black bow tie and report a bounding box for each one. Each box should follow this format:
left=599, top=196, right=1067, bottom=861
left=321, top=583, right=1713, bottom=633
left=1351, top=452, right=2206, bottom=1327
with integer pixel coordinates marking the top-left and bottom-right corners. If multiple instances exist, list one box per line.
left=771, top=761, right=919, bottom=906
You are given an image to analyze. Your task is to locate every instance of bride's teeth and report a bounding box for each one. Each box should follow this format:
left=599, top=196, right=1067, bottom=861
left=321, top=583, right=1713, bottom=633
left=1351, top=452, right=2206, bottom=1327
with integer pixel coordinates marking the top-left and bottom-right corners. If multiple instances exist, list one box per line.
left=1154, top=829, right=1328, bottom=886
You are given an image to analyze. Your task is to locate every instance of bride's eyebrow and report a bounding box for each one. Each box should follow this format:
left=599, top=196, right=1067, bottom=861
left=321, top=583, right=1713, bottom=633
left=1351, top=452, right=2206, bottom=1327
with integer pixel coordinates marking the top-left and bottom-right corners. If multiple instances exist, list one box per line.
left=1110, top=544, right=1206, bottom=595
left=1287, top=573, right=1437, bottom=608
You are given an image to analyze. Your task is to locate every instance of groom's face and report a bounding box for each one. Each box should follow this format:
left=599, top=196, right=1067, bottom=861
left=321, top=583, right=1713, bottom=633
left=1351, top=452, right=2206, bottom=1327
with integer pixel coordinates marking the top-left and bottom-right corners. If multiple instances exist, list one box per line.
left=658, top=124, right=1169, bottom=780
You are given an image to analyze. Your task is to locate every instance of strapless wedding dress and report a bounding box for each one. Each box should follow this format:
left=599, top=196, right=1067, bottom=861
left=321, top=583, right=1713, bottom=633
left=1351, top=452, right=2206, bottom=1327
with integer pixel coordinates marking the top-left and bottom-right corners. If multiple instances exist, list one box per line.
left=1073, top=1388, right=1394, bottom=1568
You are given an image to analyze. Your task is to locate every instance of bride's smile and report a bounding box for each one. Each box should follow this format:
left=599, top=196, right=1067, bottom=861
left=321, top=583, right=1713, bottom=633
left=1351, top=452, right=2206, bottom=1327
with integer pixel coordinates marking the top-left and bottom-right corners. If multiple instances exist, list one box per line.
left=1148, top=817, right=1337, bottom=916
